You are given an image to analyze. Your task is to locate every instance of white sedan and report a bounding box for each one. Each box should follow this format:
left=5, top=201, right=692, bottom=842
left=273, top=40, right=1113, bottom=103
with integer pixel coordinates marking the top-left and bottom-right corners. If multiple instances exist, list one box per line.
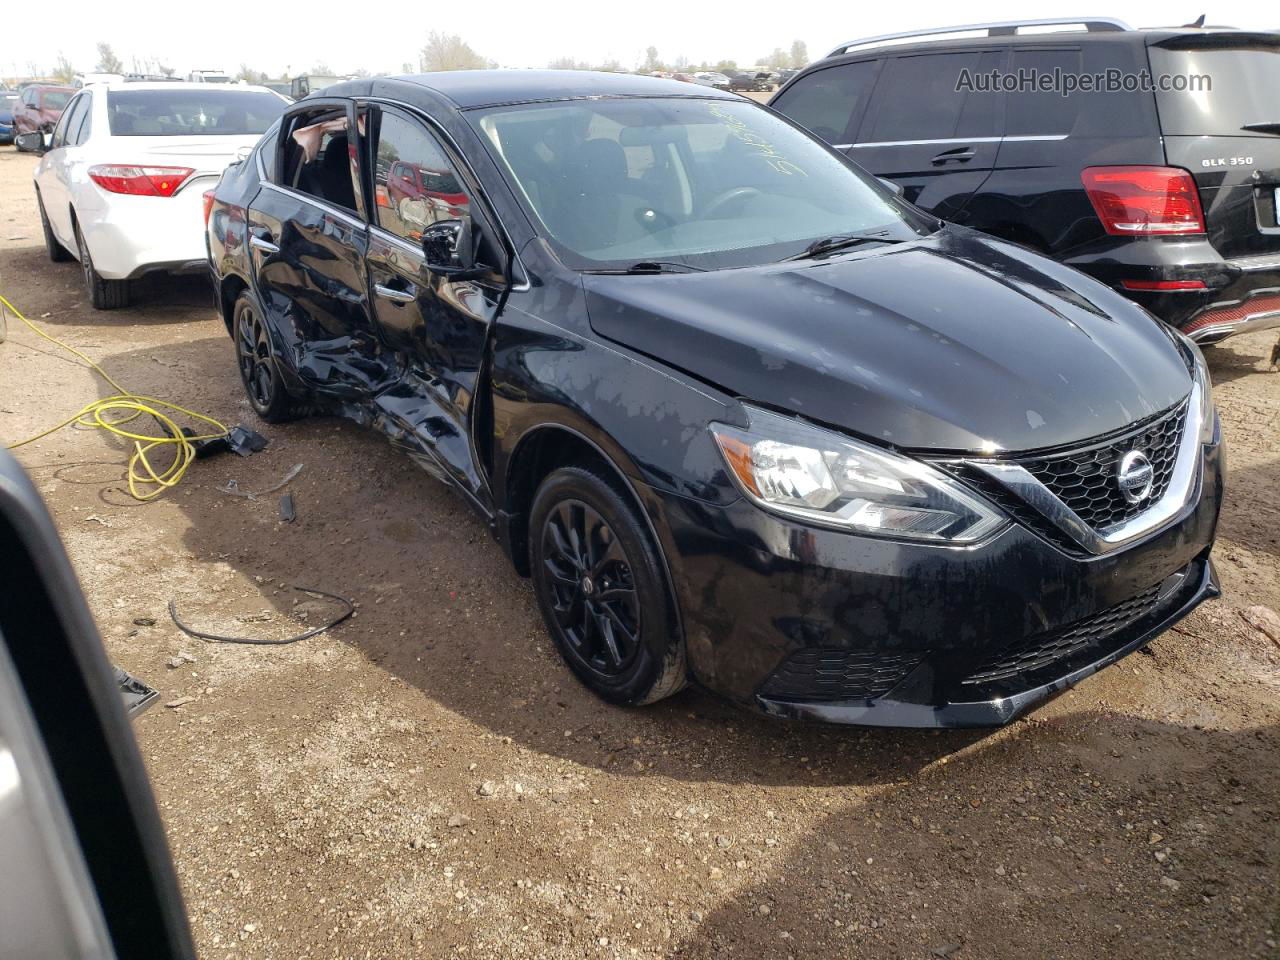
left=23, top=82, right=287, bottom=309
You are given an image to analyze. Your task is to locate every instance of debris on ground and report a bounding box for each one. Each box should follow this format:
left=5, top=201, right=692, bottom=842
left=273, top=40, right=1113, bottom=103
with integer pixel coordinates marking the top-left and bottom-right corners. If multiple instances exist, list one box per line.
left=219, top=462, right=303, bottom=501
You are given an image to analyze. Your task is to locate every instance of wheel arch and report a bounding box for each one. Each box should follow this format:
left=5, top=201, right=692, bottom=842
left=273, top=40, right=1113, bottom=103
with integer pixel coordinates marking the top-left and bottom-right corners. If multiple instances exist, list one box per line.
left=504, top=421, right=686, bottom=661
left=217, top=274, right=250, bottom=336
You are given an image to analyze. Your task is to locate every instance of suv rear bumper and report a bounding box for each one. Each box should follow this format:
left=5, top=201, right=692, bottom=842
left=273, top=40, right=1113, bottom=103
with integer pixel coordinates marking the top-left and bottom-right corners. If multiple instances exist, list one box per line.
left=1063, top=238, right=1280, bottom=343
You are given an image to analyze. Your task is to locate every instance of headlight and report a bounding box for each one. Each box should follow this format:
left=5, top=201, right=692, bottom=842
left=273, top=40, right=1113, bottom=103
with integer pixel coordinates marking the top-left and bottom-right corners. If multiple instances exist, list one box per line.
left=1167, top=326, right=1216, bottom=443
left=710, top=406, right=1008, bottom=543
left=1188, top=340, right=1217, bottom=444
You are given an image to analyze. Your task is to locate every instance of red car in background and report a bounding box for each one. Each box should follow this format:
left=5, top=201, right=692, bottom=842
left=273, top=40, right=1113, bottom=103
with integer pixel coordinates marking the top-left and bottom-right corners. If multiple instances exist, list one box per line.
left=13, top=84, right=76, bottom=148
left=383, top=159, right=469, bottom=238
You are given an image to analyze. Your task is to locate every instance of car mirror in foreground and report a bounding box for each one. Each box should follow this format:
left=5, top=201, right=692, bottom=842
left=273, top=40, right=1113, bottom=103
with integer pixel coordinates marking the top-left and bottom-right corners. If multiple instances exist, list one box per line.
left=16, top=132, right=47, bottom=155
left=0, top=449, right=195, bottom=959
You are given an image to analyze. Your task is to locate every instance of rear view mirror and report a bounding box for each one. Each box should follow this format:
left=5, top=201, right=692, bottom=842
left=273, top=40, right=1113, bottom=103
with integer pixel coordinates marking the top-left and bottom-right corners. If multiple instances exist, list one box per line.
left=16, top=132, right=47, bottom=155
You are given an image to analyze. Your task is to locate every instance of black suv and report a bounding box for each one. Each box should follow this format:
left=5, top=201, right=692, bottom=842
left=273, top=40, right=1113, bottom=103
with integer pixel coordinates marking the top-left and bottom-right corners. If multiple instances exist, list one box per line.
left=207, top=71, right=1222, bottom=728
left=771, top=18, right=1280, bottom=344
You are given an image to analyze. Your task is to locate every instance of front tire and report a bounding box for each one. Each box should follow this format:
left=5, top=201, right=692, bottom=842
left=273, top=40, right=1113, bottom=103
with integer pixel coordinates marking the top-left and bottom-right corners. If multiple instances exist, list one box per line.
left=37, top=192, right=72, bottom=262
left=233, top=293, right=304, bottom=423
left=73, top=218, right=129, bottom=309
left=529, top=466, right=686, bottom=706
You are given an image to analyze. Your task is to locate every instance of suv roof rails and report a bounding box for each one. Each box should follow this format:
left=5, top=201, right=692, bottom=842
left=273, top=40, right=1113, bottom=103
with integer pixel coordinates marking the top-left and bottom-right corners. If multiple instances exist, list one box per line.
left=826, top=17, right=1133, bottom=58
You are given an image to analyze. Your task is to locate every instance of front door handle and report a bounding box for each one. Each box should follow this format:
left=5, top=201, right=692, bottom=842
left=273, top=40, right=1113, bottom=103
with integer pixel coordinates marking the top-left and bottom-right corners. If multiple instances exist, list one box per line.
left=249, top=235, right=280, bottom=254
left=931, top=147, right=975, bottom=165
left=374, top=283, right=416, bottom=304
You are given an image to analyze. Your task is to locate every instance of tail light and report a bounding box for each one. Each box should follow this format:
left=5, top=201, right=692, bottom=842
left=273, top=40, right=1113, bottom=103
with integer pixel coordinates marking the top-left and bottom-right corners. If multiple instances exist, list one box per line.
left=1081, top=166, right=1205, bottom=236
left=202, top=190, right=216, bottom=225
left=88, top=165, right=195, bottom=197
left=1120, top=279, right=1207, bottom=291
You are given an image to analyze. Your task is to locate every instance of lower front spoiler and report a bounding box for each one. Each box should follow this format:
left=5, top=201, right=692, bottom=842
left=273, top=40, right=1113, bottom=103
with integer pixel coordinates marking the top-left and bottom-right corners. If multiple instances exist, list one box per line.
left=755, top=558, right=1220, bottom=729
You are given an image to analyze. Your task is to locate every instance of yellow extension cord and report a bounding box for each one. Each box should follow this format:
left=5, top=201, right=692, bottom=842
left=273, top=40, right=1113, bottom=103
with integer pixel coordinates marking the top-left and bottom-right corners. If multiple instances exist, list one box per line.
left=1, top=293, right=230, bottom=501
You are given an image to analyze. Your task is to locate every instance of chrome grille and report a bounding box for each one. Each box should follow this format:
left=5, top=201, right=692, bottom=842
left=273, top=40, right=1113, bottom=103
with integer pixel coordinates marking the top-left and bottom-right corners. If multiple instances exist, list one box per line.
left=1016, top=400, right=1187, bottom=531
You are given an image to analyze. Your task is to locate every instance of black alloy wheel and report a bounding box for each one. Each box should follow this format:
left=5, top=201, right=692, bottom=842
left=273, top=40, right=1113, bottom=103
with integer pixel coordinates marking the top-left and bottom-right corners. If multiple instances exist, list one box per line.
left=233, top=294, right=301, bottom=422
left=542, top=498, right=643, bottom=677
left=530, top=466, right=686, bottom=705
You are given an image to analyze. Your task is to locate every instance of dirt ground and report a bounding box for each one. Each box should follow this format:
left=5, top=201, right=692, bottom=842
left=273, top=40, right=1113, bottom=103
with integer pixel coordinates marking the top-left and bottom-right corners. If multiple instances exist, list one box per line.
left=1, top=144, right=1278, bottom=960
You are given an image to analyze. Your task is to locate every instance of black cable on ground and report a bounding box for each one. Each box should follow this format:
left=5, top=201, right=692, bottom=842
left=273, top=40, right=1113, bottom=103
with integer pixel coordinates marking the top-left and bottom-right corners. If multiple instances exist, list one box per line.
left=168, top=586, right=354, bottom=645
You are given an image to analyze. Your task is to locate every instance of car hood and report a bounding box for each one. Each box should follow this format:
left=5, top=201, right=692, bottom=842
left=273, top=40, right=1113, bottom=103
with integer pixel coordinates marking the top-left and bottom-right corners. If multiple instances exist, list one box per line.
left=583, top=228, right=1192, bottom=454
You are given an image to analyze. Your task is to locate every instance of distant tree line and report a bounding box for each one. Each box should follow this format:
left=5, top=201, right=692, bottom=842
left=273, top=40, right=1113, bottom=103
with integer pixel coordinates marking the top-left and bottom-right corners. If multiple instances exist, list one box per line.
left=13, top=34, right=812, bottom=87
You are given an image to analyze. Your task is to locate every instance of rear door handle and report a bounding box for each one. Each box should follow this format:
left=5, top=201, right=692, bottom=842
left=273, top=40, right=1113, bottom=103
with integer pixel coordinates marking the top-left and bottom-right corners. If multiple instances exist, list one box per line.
left=249, top=235, right=280, bottom=254
left=931, top=147, right=975, bottom=165
left=374, top=283, right=416, bottom=304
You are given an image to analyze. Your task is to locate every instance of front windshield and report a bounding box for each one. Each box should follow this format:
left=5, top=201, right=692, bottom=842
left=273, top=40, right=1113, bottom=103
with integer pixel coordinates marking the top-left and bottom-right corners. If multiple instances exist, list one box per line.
left=471, top=97, right=933, bottom=270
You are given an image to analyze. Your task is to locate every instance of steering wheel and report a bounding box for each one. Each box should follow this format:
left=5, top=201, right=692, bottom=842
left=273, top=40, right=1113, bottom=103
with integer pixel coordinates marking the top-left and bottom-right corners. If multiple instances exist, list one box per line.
left=702, top=186, right=763, bottom=219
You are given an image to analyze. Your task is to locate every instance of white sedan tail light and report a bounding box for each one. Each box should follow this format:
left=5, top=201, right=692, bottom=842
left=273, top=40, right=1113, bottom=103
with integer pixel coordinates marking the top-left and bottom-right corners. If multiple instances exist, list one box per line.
left=88, top=165, right=195, bottom=197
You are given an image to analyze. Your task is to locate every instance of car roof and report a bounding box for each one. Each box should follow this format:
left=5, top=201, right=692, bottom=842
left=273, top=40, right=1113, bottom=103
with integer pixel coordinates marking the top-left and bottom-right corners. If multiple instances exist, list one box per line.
left=94, top=81, right=276, bottom=94
left=367, top=70, right=739, bottom=109
left=819, top=26, right=1280, bottom=64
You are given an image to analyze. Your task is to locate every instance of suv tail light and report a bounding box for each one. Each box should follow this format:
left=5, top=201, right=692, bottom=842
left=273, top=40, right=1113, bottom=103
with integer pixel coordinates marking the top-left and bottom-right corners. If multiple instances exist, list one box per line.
left=1081, top=166, right=1205, bottom=236
left=202, top=190, right=216, bottom=225
left=88, top=165, right=195, bottom=197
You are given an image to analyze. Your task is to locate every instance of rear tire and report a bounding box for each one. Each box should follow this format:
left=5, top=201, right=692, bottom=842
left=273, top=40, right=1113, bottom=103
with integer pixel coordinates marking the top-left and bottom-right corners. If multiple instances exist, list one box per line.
left=73, top=218, right=130, bottom=310
left=529, top=466, right=686, bottom=706
left=37, top=193, right=72, bottom=262
left=233, top=293, right=305, bottom=423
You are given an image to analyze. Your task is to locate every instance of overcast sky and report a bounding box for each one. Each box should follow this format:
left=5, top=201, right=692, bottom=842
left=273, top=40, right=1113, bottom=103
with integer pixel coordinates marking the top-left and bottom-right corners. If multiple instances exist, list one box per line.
left=3, top=2, right=1273, bottom=79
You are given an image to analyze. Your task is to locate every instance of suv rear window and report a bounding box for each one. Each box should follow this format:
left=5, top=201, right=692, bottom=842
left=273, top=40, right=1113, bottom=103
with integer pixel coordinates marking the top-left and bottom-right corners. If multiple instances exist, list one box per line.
left=865, top=52, right=991, bottom=142
left=106, top=89, right=285, bottom=137
left=771, top=61, right=878, bottom=143
left=1006, top=49, right=1084, bottom=136
left=1149, top=43, right=1280, bottom=136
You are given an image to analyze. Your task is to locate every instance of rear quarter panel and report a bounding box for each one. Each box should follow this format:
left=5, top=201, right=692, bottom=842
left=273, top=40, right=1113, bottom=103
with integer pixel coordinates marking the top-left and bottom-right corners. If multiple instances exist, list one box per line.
left=207, top=147, right=264, bottom=329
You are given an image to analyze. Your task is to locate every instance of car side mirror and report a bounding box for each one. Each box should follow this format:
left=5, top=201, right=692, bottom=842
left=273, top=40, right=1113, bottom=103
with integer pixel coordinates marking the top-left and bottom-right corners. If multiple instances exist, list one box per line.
left=16, top=132, right=47, bottom=155
left=879, top=176, right=905, bottom=198
left=421, top=217, right=487, bottom=281
left=0, top=449, right=195, bottom=959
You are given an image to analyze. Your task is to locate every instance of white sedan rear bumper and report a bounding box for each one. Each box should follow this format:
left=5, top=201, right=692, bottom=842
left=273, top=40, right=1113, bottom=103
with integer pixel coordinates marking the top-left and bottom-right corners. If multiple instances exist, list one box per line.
left=76, top=174, right=220, bottom=280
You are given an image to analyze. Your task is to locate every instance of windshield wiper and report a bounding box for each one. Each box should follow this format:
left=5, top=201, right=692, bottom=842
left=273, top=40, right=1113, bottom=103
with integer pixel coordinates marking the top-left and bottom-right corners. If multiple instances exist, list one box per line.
left=583, top=260, right=707, bottom=275
left=1241, top=121, right=1280, bottom=135
left=785, top=231, right=900, bottom=262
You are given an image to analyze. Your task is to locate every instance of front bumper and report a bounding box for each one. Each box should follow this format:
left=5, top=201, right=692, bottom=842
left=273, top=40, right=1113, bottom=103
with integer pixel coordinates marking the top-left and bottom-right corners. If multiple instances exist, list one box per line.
left=642, top=433, right=1224, bottom=728
left=1063, top=237, right=1280, bottom=342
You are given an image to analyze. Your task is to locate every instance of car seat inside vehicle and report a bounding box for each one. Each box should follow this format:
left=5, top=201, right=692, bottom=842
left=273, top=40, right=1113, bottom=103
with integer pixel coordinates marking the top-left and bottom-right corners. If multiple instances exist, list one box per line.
left=290, top=115, right=358, bottom=213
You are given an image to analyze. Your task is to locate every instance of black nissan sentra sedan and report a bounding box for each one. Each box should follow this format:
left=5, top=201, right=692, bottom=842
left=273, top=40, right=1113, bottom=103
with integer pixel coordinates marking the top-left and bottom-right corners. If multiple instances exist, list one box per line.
left=206, top=71, right=1224, bottom=727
